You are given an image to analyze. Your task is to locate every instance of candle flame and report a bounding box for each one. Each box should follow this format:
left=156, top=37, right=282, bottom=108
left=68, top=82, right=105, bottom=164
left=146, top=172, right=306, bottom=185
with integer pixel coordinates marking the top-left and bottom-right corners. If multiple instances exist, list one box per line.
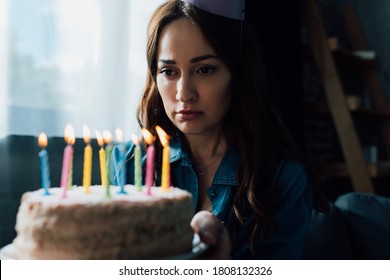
left=115, top=128, right=124, bottom=143
left=103, top=130, right=112, bottom=144
left=38, top=132, right=48, bottom=148
left=156, top=126, right=170, bottom=147
left=141, top=128, right=156, bottom=145
left=64, top=124, right=75, bottom=145
left=131, top=134, right=140, bottom=145
left=95, top=130, right=104, bottom=147
left=83, top=125, right=91, bottom=144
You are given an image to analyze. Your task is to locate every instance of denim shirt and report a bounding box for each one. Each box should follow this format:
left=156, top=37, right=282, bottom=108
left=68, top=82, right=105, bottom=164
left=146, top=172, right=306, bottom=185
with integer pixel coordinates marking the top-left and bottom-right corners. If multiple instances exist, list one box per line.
left=111, top=135, right=313, bottom=259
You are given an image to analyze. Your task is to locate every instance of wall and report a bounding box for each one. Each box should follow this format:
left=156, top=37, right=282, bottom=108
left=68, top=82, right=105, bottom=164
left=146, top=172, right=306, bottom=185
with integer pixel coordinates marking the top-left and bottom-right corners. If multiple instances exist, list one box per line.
left=329, top=0, right=390, bottom=103
left=302, top=0, right=390, bottom=199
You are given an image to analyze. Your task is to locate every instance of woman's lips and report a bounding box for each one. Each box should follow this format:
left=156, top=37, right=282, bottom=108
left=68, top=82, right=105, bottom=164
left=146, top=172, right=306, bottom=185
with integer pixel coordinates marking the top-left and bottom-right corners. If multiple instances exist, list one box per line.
left=176, top=110, right=203, bottom=121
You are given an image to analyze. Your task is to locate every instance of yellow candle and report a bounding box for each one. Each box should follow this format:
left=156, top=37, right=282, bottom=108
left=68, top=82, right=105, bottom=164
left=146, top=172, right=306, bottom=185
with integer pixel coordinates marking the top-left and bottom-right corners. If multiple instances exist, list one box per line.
left=96, top=130, right=109, bottom=197
left=99, top=147, right=108, bottom=188
left=161, top=145, right=170, bottom=191
left=156, top=126, right=170, bottom=192
left=82, top=125, right=92, bottom=193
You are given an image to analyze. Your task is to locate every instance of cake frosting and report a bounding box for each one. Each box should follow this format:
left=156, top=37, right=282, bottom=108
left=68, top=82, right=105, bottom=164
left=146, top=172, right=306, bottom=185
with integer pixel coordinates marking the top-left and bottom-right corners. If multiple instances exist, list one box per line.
left=13, top=186, right=194, bottom=259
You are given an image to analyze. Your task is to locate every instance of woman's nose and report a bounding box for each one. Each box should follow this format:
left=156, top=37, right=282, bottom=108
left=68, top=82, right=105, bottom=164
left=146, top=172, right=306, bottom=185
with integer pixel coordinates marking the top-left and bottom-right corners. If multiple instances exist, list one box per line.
left=176, top=75, right=197, bottom=102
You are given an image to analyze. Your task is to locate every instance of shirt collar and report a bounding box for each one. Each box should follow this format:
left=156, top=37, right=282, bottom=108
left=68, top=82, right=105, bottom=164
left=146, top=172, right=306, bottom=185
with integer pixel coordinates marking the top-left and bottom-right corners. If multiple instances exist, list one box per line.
left=170, top=132, right=238, bottom=186
left=213, top=146, right=238, bottom=185
left=169, top=132, right=186, bottom=162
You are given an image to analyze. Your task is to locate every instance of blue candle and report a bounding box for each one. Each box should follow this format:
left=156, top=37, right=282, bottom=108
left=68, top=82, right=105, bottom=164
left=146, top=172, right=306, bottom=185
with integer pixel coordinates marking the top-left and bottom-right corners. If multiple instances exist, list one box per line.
left=115, top=129, right=127, bottom=194
left=117, top=143, right=127, bottom=194
left=38, top=133, right=51, bottom=195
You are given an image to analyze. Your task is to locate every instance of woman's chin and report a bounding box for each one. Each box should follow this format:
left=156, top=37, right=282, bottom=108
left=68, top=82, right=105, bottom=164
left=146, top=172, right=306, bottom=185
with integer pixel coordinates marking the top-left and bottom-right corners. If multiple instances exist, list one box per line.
left=177, top=124, right=223, bottom=137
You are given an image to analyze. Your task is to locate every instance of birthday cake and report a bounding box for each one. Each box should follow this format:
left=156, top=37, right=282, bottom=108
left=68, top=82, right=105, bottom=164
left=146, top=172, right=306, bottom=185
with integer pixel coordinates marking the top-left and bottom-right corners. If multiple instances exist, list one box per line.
left=13, top=186, right=194, bottom=259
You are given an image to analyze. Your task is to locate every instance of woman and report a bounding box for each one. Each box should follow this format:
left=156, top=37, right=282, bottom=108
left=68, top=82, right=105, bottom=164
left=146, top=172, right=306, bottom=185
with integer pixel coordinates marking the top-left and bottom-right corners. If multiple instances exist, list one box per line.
left=111, top=0, right=327, bottom=259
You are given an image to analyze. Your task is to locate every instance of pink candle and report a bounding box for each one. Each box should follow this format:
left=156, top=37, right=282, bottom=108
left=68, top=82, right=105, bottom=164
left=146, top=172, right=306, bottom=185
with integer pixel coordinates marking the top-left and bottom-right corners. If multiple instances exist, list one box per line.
left=60, top=124, right=75, bottom=198
left=141, top=128, right=156, bottom=195
left=145, top=145, right=155, bottom=189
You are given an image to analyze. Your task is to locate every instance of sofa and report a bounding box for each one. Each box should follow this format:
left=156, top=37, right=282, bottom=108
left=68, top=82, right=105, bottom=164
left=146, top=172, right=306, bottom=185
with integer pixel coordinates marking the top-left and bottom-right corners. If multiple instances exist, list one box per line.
left=304, top=192, right=390, bottom=259
left=1, top=135, right=390, bottom=259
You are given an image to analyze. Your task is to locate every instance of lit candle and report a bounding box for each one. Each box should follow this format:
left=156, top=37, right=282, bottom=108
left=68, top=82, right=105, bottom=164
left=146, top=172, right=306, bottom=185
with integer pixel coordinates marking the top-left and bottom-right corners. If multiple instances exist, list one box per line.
left=38, top=132, right=51, bottom=195
left=132, top=134, right=142, bottom=191
left=141, top=128, right=156, bottom=195
left=96, top=130, right=110, bottom=198
left=103, top=130, right=113, bottom=187
left=82, top=125, right=93, bottom=193
left=156, top=126, right=170, bottom=192
left=67, top=127, right=76, bottom=190
left=115, top=128, right=127, bottom=194
left=60, top=124, right=75, bottom=199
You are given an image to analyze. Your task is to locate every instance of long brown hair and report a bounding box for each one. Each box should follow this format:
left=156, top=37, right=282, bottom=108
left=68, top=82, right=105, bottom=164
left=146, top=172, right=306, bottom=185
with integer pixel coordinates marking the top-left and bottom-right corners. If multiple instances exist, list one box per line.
left=138, top=0, right=328, bottom=249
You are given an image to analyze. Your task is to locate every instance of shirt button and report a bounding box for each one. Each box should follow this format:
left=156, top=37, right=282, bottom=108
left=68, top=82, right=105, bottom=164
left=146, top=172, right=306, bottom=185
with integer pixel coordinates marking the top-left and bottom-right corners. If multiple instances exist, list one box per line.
left=221, top=221, right=226, bottom=224
left=211, top=192, right=217, bottom=198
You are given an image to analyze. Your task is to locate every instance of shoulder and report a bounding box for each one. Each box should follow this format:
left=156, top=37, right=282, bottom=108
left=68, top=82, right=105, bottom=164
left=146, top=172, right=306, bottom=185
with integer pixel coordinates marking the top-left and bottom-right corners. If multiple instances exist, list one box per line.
left=112, top=141, right=144, bottom=159
left=271, top=158, right=313, bottom=207
left=270, top=158, right=313, bottom=230
left=273, top=158, right=309, bottom=187
left=111, top=141, right=145, bottom=171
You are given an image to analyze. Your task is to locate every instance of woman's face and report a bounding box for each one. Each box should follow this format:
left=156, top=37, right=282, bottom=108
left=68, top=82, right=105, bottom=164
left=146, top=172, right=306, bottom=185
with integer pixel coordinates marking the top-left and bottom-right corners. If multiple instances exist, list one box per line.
left=156, top=17, right=232, bottom=137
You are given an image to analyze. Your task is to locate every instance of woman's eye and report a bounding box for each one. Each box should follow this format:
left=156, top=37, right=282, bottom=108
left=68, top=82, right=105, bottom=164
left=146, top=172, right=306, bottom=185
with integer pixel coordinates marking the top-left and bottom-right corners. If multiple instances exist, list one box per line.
left=197, top=66, right=216, bottom=75
left=160, top=68, right=176, bottom=77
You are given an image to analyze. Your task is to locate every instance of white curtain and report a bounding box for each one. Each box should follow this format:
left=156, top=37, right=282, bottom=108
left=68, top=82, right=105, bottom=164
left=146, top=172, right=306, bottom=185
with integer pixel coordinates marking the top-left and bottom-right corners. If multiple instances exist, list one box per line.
left=0, top=0, right=9, bottom=137
left=0, top=0, right=165, bottom=138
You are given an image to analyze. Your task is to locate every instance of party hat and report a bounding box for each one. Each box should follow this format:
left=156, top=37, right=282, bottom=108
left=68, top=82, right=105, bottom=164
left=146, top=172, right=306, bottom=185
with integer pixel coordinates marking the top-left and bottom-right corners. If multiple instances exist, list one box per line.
left=182, top=0, right=245, bottom=20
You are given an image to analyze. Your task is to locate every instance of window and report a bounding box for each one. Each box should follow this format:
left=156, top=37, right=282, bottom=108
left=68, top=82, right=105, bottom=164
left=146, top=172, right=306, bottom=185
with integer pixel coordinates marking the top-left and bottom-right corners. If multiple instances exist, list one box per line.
left=0, top=0, right=165, bottom=138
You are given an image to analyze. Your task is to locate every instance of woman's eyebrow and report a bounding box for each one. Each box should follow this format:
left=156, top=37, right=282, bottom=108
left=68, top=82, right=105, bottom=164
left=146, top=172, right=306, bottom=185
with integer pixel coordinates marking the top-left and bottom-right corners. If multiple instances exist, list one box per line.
left=158, top=54, right=220, bottom=65
left=158, top=59, right=175, bottom=65
left=190, top=54, right=220, bottom=63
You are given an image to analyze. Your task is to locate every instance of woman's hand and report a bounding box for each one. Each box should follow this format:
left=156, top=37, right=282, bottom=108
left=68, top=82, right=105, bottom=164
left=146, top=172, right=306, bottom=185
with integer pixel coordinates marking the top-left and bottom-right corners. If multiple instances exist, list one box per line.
left=190, top=211, right=231, bottom=259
